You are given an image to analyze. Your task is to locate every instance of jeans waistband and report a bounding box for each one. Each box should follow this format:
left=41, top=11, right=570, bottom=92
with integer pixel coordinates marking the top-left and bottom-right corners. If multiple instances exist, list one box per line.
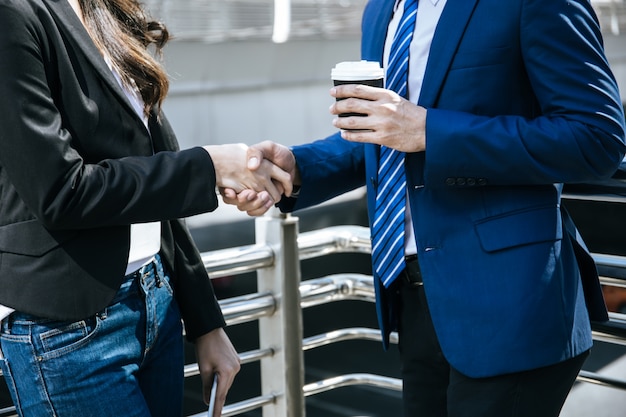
left=1, top=255, right=166, bottom=330
left=112, top=254, right=164, bottom=305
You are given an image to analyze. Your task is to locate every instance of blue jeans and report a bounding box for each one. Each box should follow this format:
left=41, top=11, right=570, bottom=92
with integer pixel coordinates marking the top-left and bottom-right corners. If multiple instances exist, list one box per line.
left=0, top=255, right=184, bottom=417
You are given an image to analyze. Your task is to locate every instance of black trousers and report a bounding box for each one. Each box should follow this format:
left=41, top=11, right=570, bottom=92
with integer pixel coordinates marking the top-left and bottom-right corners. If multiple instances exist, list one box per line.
left=394, top=262, right=588, bottom=417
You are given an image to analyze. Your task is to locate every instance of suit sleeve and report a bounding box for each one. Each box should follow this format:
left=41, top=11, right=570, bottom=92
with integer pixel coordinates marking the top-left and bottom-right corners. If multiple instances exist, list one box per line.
left=277, top=133, right=366, bottom=212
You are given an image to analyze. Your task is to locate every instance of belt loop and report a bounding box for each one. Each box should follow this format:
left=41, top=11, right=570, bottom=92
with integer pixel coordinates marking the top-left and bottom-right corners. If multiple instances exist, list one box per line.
left=153, top=255, right=162, bottom=287
left=0, top=317, right=8, bottom=335
left=155, top=265, right=162, bottom=288
left=402, top=255, right=423, bottom=287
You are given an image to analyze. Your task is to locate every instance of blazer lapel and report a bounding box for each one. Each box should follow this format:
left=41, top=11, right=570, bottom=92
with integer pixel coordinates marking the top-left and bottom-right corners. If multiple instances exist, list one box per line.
left=43, top=0, right=144, bottom=121
left=418, top=0, right=479, bottom=107
left=361, top=0, right=396, bottom=63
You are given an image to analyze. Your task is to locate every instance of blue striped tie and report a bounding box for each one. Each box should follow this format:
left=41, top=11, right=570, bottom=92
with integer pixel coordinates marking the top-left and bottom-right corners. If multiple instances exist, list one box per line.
left=371, top=0, right=418, bottom=288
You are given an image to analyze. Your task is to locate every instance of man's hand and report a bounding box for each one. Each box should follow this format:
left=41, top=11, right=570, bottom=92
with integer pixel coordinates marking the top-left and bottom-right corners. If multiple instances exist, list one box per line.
left=203, top=143, right=292, bottom=205
left=329, top=84, right=427, bottom=153
left=221, top=141, right=298, bottom=216
left=195, top=328, right=241, bottom=417
left=245, top=141, right=298, bottom=182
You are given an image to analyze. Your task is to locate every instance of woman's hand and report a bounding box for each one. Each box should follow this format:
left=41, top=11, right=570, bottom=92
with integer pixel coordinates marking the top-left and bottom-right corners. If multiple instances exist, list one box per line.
left=203, top=143, right=293, bottom=206
left=195, top=328, right=241, bottom=417
left=220, top=141, right=299, bottom=216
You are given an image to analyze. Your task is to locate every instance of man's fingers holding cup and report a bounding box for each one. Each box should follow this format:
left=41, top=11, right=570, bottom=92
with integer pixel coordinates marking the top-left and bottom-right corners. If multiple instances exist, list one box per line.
left=330, top=83, right=383, bottom=101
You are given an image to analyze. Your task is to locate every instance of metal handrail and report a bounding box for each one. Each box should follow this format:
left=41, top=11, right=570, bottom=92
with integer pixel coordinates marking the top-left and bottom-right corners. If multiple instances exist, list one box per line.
left=303, top=373, right=402, bottom=397
left=2, top=225, right=626, bottom=417
left=212, top=226, right=626, bottom=416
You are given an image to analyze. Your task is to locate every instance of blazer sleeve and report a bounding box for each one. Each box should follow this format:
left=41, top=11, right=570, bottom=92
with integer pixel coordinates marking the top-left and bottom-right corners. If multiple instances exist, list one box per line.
left=160, top=219, right=226, bottom=341
left=0, top=2, right=219, bottom=230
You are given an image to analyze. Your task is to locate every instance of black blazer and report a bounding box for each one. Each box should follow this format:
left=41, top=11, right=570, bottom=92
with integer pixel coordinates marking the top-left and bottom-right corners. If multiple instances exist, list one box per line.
left=0, top=0, right=225, bottom=339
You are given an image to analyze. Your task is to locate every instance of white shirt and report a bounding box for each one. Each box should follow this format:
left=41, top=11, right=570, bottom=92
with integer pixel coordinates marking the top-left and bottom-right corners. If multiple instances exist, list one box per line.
left=383, top=0, right=447, bottom=256
left=106, top=59, right=162, bottom=275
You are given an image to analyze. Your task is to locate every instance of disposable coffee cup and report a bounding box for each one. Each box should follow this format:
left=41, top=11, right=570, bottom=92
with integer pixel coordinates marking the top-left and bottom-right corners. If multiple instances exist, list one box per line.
left=331, top=60, right=384, bottom=118
left=331, top=60, right=384, bottom=88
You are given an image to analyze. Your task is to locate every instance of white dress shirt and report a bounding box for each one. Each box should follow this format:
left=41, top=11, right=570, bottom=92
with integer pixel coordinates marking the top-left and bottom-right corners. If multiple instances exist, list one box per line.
left=383, top=0, right=447, bottom=256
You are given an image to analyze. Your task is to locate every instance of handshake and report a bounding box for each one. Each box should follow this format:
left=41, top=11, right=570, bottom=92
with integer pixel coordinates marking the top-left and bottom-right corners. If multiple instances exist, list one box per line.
left=204, top=141, right=296, bottom=216
left=203, top=70, right=426, bottom=216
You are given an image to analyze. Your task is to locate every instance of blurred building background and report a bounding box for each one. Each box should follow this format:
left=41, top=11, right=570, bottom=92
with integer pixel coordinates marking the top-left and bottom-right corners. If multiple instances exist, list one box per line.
left=143, top=0, right=366, bottom=150
left=143, top=0, right=626, bottom=151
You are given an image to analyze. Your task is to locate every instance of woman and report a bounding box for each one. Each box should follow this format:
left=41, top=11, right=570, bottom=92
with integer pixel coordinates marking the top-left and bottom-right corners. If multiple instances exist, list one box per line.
left=0, top=0, right=288, bottom=415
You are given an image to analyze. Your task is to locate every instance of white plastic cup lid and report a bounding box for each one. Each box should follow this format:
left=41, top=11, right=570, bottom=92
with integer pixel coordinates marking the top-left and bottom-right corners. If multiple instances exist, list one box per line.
left=331, top=60, right=384, bottom=81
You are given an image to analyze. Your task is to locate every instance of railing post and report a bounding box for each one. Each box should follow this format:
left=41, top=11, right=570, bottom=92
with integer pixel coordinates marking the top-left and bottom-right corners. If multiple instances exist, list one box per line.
left=255, top=211, right=305, bottom=417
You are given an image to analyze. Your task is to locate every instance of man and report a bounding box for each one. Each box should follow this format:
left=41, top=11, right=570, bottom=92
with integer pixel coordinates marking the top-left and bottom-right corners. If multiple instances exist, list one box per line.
left=225, top=0, right=626, bottom=415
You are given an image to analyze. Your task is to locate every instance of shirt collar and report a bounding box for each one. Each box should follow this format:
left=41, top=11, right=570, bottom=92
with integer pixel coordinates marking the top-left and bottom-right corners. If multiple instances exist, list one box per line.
left=394, top=0, right=441, bottom=12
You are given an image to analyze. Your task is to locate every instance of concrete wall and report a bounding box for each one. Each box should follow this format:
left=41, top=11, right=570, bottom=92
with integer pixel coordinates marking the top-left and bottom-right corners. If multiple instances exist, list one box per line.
left=161, top=38, right=361, bottom=150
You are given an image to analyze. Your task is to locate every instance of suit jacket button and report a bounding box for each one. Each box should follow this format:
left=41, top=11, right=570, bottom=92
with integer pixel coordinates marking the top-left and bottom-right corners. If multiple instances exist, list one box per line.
left=466, top=178, right=476, bottom=186
left=445, top=177, right=456, bottom=186
left=478, top=178, right=488, bottom=186
left=456, top=178, right=466, bottom=186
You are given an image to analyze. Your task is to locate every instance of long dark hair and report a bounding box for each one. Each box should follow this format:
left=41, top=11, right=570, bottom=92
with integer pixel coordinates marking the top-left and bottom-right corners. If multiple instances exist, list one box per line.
left=79, top=0, right=170, bottom=115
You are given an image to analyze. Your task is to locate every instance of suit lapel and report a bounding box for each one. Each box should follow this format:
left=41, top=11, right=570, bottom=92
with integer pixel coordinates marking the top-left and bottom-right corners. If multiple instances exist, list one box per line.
left=361, top=0, right=396, bottom=177
left=43, top=0, right=144, bottom=121
left=418, top=0, right=479, bottom=107
left=361, top=0, right=396, bottom=63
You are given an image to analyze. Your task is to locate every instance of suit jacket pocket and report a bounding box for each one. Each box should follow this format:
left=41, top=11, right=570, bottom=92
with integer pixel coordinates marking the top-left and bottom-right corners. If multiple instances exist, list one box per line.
left=474, top=206, right=562, bottom=253
left=449, top=45, right=511, bottom=70
left=0, top=220, right=77, bottom=256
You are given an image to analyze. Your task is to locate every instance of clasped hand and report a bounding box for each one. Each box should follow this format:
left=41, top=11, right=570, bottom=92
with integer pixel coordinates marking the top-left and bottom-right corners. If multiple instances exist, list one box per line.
left=203, top=143, right=292, bottom=210
left=220, top=141, right=297, bottom=216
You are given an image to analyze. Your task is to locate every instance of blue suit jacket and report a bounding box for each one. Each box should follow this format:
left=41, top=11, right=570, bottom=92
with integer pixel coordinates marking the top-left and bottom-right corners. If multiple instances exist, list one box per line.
left=279, top=0, right=626, bottom=378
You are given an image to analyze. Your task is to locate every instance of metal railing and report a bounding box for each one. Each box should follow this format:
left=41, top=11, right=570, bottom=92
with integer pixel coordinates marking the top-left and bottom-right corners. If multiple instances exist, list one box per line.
left=1, top=215, right=626, bottom=416
left=191, top=214, right=626, bottom=416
